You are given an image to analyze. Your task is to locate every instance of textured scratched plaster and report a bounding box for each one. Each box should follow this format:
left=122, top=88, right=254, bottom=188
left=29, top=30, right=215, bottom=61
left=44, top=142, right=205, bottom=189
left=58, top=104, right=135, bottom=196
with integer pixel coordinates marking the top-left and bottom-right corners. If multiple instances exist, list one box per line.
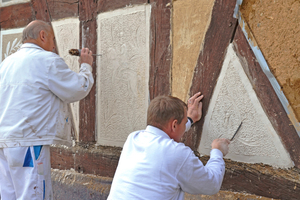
left=0, top=28, right=23, bottom=62
left=172, top=0, right=214, bottom=101
left=199, top=44, right=293, bottom=168
left=96, top=5, right=150, bottom=147
left=0, top=0, right=29, bottom=7
left=52, top=18, right=80, bottom=141
left=240, top=0, right=300, bottom=122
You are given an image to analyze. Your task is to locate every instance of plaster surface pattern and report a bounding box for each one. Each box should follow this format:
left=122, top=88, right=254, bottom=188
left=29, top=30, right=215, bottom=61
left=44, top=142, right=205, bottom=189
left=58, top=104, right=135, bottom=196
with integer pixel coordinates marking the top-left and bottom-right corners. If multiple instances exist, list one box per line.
left=0, top=28, right=23, bottom=62
left=96, top=5, right=150, bottom=147
left=172, top=0, right=214, bottom=101
left=52, top=18, right=80, bottom=141
left=199, top=44, right=293, bottom=168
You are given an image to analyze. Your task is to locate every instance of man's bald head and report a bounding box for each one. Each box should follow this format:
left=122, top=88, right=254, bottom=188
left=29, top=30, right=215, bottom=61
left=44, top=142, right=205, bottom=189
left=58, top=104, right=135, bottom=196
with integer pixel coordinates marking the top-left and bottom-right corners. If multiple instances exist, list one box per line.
left=22, top=20, right=52, bottom=43
left=22, top=20, right=56, bottom=52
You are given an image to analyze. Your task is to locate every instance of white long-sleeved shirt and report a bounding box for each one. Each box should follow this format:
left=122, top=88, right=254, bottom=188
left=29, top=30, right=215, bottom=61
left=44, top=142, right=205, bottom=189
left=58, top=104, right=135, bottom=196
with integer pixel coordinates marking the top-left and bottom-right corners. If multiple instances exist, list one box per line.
left=108, top=125, right=225, bottom=200
left=0, top=43, right=94, bottom=147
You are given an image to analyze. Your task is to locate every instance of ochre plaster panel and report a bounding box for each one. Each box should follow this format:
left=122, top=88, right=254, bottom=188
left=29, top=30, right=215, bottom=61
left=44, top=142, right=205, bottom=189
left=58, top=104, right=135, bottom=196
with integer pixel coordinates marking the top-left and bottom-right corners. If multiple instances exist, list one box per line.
left=96, top=5, right=150, bottom=147
left=240, top=0, right=300, bottom=122
left=52, top=18, right=80, bottom=141
left=199, top=44, right=293, bottom=168
left=0, top=28, right=23, bottom=62
left=172, top=0, right=214, bottom=101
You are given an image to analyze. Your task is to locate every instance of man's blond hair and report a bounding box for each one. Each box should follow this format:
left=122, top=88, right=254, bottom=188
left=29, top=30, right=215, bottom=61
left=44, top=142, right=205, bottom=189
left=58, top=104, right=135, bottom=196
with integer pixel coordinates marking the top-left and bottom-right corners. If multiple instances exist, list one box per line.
left=147, top=96, right=187, bottom=129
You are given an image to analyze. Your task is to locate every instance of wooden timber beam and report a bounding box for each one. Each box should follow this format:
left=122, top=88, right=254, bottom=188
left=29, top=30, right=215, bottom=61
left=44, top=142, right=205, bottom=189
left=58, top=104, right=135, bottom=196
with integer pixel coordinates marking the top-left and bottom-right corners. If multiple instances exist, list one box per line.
left=78, top=0, right=98, bottom=144
left=97, top=0, right=147, bottom=13
left=51, top=145, right=300, bottom=200
left=182, top=0, right=238, bottom=150
left=0, top=3, right=33, bottom=29
left=149, top=0, right=172, bottom=99
left=233, top=25, right=300, bottom=168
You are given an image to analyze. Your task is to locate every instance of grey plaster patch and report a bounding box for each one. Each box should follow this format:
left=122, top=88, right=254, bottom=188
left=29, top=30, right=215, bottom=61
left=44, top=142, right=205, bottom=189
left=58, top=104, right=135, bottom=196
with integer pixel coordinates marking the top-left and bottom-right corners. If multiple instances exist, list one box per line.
left=0, top=28, right=23, bottom=62
left=96, top=5, right=151, bottom=147
left=199, top=44, right=293, bottom=168
left=52, top=18, right=80, bottom=141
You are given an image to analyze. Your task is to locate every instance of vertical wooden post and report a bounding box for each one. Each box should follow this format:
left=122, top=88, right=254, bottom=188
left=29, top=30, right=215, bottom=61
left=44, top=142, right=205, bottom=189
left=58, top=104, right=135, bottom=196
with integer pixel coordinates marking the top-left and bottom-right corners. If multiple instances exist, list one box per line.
left=78, top=0, right=98, bottom=144
left=149, top=0, right=172, bottom=99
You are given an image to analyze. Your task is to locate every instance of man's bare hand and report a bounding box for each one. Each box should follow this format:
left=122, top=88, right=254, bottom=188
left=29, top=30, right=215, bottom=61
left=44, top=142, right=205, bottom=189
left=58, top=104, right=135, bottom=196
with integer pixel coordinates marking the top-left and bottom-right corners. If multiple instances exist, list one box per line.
left=187, top=92, right=204, bottom=123
left=79, top=48, right=93, bottom=66
left=211, top=138, right=230, bottom=156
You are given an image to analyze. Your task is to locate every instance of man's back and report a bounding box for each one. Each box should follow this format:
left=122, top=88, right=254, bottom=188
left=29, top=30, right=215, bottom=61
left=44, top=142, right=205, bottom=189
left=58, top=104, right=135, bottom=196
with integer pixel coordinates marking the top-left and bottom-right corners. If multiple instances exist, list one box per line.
left=0, top=45, right=58, bottom=140
left=108, top=125, right=225, bottom=200
left=0, top=43, right=94, bottom=147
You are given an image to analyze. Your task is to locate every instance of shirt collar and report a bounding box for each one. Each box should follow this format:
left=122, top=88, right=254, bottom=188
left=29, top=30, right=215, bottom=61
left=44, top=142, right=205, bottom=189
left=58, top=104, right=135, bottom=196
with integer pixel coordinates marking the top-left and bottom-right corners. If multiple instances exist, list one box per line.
left=19, top=43, right=44, bottom=51
left=145, top=125, right=170, bottom=139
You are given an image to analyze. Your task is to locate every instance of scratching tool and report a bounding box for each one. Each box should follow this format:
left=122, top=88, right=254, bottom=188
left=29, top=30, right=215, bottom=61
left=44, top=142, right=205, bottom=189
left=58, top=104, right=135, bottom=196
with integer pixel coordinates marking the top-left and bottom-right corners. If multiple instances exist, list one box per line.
left=230, top=121, right=243, bottom=141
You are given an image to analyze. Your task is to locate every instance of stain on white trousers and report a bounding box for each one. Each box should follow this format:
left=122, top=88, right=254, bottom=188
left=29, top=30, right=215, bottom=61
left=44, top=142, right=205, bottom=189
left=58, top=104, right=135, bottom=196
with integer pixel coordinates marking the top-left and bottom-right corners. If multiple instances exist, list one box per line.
left=0, top=145, right=52, bottom=200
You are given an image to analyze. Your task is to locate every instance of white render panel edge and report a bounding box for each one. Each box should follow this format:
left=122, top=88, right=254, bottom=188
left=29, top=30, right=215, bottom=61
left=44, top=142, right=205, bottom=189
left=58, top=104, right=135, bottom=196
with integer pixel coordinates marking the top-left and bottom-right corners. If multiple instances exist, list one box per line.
left=0, top=27, right=24, bottom=62
left=0, top=0, right=30, bottom=8
left=199, top=43, right=293, bottom=168
left=52, top=18, right=80, bottom=141
left=96, top=4, right=151, bottom=147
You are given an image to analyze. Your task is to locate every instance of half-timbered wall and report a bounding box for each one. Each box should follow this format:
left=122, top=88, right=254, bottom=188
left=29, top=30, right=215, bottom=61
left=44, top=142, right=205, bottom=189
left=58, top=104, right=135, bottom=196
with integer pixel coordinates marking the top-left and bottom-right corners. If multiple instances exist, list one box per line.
left=1, top=0, right=300, bottom=199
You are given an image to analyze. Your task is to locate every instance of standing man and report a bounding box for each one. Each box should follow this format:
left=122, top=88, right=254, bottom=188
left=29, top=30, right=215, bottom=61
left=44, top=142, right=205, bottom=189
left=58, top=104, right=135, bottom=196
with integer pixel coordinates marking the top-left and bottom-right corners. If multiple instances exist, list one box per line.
left=108, top=93, right=230, bottom=199
left=0, top=20, right=94, bottom=199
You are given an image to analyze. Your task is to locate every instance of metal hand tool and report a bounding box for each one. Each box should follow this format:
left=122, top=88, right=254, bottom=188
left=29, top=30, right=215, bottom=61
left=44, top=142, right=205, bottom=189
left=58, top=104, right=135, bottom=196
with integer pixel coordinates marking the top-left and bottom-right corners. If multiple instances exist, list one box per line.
left=230, top=121, right=243, bottom=141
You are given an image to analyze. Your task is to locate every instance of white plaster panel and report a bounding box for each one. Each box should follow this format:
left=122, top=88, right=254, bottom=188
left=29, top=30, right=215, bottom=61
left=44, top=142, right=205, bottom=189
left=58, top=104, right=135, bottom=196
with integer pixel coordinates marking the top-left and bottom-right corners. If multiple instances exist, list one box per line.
left=96, top=5, right=151, bottom=147
left=52, top=18, right=80, bottom=141
left=0, top=28, right=23, bottom=62
left=199, top=44, right=293, bottom=168
left=0, top=0, right=29, bottom=7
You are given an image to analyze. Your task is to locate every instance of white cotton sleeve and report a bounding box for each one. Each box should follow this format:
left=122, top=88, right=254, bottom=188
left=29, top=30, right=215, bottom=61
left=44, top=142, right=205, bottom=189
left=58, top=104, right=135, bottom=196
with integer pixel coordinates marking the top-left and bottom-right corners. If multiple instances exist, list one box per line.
left=185, top=119, right=192, bottom=132
left=48, top=58, right=94, bottom=103
left=177, top=149, right=225, bottom=195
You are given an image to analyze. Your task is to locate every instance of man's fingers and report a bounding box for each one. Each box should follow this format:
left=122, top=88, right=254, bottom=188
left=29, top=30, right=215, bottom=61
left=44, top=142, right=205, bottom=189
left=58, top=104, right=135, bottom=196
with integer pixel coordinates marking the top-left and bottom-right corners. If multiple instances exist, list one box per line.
left=81, top=48, right=92, bottom=54
left=188, top=92, right=202, bottom=104
left=225, top=138, right=231, bottom=144
left=191, top=92, right=201, bottom=100
left=195, top=94, right=204, bottom=103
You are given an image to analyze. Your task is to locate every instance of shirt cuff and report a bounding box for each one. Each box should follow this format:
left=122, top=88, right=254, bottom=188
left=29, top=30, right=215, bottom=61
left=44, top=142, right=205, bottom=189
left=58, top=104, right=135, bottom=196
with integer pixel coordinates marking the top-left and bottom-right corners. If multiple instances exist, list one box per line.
left=81, top=63, right=93, bottom=73
left=210, top=148, right=224, bottom=158
left=185, top=119, right=192, bottom=132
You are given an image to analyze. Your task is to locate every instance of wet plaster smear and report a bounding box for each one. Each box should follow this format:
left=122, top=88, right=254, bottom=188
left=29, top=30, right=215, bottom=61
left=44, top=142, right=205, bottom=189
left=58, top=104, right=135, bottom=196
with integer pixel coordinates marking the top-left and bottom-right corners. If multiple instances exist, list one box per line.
left=199, top=44, right=293, bottom=168
left=96, top=5, right=150, bottom=147
left=52, top=18, right=80, bottom=141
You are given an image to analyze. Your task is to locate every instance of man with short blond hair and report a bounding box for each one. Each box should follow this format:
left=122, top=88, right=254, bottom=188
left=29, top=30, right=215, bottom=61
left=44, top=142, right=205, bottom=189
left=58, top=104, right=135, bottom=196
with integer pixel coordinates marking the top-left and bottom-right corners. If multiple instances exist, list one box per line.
left=108, top=93, right=230, bottom=199
left=0, top=20, right=94, bottom=200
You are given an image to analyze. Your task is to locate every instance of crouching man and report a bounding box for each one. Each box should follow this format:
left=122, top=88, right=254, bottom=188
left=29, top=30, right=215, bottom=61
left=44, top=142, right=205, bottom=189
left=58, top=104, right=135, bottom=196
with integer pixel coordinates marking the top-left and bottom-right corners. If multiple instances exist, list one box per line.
left=108, top=93, right=230, bottom=199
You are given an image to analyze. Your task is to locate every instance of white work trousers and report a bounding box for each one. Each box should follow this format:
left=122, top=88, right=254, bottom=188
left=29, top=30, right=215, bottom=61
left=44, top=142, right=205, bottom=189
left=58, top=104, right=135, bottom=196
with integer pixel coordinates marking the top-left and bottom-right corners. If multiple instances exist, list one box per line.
left=0, top=145, right=53, bottom=200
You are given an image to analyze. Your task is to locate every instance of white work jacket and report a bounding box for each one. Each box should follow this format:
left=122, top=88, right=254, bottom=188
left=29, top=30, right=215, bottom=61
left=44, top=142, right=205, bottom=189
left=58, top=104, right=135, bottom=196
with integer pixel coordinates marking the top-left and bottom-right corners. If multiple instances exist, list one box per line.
left=0, top=43, right=94, bottom=147
left=108, top=125, right=225, bottom=200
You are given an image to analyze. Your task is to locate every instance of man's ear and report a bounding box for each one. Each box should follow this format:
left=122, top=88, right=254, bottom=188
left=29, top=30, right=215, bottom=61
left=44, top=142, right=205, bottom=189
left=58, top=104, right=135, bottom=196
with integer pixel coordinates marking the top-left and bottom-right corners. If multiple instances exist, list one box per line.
left=171, top=119, right=178, bottom=132
left=40, top=30, right=46, bottom=42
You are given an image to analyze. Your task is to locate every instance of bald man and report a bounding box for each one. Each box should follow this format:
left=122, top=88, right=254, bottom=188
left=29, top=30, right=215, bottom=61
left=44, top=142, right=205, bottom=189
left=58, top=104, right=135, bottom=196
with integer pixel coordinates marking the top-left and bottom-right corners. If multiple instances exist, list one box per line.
left=0, top=20, right=94, bottom=200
